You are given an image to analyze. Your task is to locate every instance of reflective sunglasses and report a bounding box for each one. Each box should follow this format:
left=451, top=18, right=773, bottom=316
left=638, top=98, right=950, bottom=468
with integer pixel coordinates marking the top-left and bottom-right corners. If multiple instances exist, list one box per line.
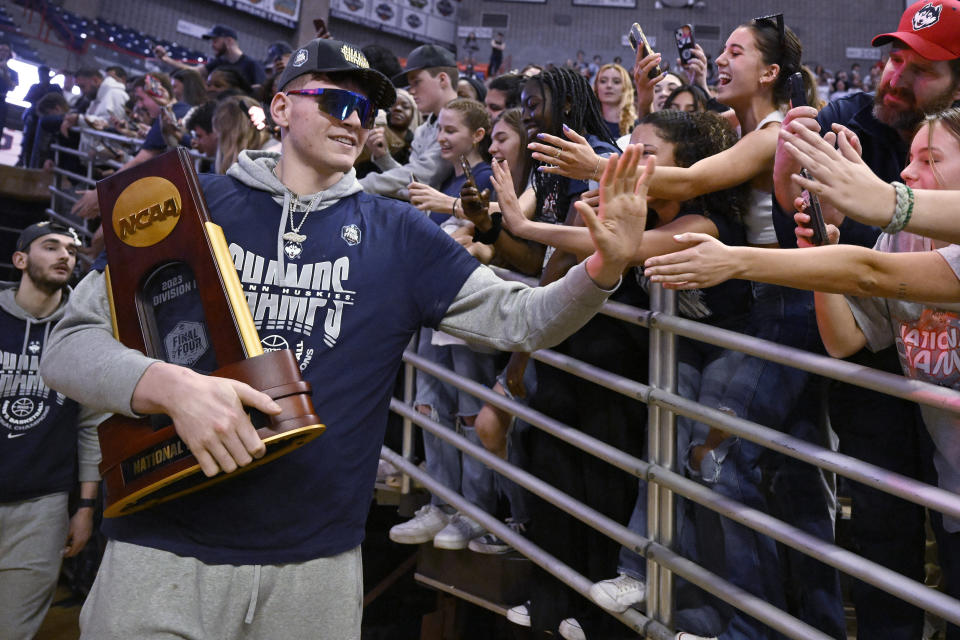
left=284, top=88, right=377, bottom=129
left=753, top=13, right=785, bottom=50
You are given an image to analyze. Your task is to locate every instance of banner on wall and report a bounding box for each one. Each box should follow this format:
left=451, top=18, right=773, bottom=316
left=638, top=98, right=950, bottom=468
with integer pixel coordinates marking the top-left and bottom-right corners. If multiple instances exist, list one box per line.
left=205, top=0, right=301, bottom=29
left=330, top=0, right=459, bottom=46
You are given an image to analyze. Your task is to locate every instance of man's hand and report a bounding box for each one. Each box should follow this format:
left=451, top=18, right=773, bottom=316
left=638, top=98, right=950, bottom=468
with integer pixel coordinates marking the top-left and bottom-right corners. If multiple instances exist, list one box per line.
left=643, top=233, right=739, bottom=289
left=153, top=45, right=168, bottom=60
left=132, top=363, right=282, bottom=477
left=71, top=189, right=100, bottom=220
left=580, top=145, right=655, bottom=288
left=364, top=127, right=388, bottom=159
left=792, top=196, right=841, bottom=248
left=63, top=506, right=94, bottom=557
left=781, top=122, right=893, bottom=228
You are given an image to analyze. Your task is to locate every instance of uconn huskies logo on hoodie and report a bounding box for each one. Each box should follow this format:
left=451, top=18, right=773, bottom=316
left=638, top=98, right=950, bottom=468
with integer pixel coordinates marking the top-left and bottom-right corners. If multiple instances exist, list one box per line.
left=229, top=244, right=355, bottom=368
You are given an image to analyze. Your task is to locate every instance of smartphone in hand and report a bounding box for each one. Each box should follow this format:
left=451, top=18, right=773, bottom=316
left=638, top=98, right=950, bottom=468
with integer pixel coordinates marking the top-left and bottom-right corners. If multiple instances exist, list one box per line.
left=788, top=71, right=828, bottom=246
left=629, top=23, right=662, bottom=79
left=459, top=155, right=476, bottom=185
left=675, top=24, right=696, bottom=66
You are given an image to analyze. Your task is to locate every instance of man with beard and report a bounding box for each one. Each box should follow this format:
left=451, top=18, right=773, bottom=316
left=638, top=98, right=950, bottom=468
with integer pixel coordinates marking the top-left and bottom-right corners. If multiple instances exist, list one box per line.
left=772, top=2, right=960, bottom=638
left=154, top=25, right=265, bottom=91
left=0, top=222, right=103, bottom=638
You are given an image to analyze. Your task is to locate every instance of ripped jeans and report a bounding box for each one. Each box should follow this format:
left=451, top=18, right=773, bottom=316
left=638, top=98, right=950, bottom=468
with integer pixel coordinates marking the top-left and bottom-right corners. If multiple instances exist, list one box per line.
left=415, top=330, right=499, bottom=513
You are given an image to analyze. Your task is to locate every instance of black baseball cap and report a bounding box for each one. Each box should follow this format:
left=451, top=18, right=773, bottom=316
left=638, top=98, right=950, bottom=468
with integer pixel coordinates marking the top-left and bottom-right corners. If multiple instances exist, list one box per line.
left=276, top=38, right=397, bottom=110
left=264, top=41, right=293, bottom=66
left=202, top=25, right=238, bottom=40
left=393, top=44, right=456, bottom=85
left=15, top=221, right=80, bottom=253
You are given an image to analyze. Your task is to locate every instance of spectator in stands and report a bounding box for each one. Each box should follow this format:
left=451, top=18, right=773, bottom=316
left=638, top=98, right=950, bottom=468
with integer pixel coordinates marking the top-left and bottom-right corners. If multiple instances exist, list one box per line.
left=212, top=95, right=279, bottom=174
left=355, top=88, right=420, bottom=178
left=771, top=3, right=960, bottom=636
left=205, top=66, right=253, bottom=101
left=0, top=42, right=18, bottom=136
left=18, top=66, right=60, bottom=168
left=66, top=68, right=128, bottom=160
left=31, top=92, right=80, bottom=172
left=462, top=32, right=479, bottom=67
left=40, top=37, right=648, bottom=639
left=489, top=32, right=505, bottom=76
left=0, top=222, right=102, bottom=640
left=360, top=44, right=459, bottom=198
left=154, top=25, right=265, bottom=92
left=104, top=66, right=126, bottom=85
left=457, top=75, right=486, bottom=103
left=593, top=63, right=636, bottom=137
left=664, top=83, right=710, bottom=113
left=184, top=100, right=219, bottom=160
left=360, top=44, right=403, bottom=89
left=263, top=41, right=292, bottom=77
left=390, top=98, right=501, bottom=550
left=484, top=73, right=523, bottom=120
left=172, top=68, right=207, bottom=107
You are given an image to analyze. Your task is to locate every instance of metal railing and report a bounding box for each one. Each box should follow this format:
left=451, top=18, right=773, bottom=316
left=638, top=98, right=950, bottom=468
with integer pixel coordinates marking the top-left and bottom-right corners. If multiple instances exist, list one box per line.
left=45, top=126, right=207, bottom=253
left=386, top=277, right=960, bottom=638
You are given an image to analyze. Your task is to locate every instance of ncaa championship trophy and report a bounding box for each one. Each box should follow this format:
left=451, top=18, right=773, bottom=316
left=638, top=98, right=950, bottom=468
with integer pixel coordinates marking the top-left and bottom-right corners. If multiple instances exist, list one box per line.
left=95, top=148, right=325, bottom=517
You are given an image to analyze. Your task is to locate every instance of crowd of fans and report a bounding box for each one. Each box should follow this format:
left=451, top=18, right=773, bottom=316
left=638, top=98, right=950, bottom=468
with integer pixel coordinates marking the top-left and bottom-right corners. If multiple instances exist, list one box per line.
left=2, top=2, right=960, bottom=640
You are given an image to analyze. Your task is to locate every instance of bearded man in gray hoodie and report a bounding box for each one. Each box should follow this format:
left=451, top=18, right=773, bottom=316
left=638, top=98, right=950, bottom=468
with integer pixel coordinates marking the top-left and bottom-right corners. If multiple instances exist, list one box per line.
left=41, top=38, right=652, bottom=639
left=0, top=222, right=103, bottom=639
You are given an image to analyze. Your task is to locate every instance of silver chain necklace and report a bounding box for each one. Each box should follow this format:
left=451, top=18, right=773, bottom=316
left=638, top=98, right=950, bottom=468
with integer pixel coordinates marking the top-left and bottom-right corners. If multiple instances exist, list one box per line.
left=277, top=166, right=323, bottom=260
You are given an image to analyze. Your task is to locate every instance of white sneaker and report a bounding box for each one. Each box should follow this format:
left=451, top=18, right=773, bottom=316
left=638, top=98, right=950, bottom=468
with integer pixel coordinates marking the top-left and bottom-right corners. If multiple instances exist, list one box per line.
left=588, top=573, right=646, bottom=612
left=433, top=512, right=486, bottom=550
left=506, top=602, right=531, bottom=627
left=675, top=633, right=718, bottom=640
left=559, top=618, right=585, bottom=640
left=388, top=505, right=450, bottom=544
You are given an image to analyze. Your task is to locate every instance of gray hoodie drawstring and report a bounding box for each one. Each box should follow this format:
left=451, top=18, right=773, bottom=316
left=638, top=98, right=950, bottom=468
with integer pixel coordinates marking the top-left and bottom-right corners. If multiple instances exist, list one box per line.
left=244, top=564, right=262, bottom=624
left=276, top=190, right=292, bottom=281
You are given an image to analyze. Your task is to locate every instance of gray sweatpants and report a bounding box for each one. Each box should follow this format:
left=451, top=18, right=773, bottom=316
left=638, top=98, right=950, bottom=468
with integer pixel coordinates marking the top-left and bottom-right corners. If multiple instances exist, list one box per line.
left=0, top=492, right=70, bottom=640
left=80, top=540, right=363, bottom=639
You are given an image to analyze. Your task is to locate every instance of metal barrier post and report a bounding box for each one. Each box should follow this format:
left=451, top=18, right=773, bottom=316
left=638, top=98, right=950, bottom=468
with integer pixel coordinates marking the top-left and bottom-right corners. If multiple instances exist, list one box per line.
left=400, top=334, right=417, bottom=494
left=646, top=285, right=663, bottom=619
left=653, top=285, right=677, bottom=627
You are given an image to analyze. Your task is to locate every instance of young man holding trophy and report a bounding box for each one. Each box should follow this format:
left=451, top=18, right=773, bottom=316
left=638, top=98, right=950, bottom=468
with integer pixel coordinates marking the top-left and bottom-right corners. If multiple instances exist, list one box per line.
left=41, top=37, right=652, bottom=638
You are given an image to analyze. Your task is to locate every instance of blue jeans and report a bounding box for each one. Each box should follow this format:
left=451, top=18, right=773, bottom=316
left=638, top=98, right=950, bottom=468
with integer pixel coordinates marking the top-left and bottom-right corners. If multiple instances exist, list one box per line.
left=415, top=330, right=498, bottom=513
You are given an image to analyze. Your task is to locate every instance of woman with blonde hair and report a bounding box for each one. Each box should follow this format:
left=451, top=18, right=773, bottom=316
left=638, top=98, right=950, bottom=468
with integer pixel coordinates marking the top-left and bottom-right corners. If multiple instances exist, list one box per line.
left=593, top=63, right=636, bottom=138
left=212, top=95, right=277, bottom=174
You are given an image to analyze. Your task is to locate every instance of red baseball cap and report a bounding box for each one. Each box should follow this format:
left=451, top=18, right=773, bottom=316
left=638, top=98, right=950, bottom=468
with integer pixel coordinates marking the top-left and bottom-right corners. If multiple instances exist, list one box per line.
left=872, top=1, right=960, bottom=61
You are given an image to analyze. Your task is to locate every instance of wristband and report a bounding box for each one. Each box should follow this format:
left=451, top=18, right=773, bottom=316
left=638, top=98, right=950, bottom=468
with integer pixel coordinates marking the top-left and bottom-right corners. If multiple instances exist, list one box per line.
left=473, top=213, right=502, bottom=244
left=77, top=498, right=97, bottom=509
left=883, top=181, right=914, bottom=234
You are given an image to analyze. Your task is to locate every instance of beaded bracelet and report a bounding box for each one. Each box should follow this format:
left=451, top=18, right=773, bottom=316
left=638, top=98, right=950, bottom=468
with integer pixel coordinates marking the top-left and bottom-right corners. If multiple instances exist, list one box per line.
left=883, top=181, right=914, bottom=234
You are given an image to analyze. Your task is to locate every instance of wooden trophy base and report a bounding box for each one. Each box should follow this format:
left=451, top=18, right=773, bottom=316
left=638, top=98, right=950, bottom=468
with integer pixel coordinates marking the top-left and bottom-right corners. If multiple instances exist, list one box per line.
left=99, top=349, right=325, bottom=518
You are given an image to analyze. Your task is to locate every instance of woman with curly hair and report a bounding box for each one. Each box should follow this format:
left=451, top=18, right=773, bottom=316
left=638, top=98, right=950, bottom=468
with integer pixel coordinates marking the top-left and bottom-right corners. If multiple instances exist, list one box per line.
left=594, top=63, right=637, bottom=138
